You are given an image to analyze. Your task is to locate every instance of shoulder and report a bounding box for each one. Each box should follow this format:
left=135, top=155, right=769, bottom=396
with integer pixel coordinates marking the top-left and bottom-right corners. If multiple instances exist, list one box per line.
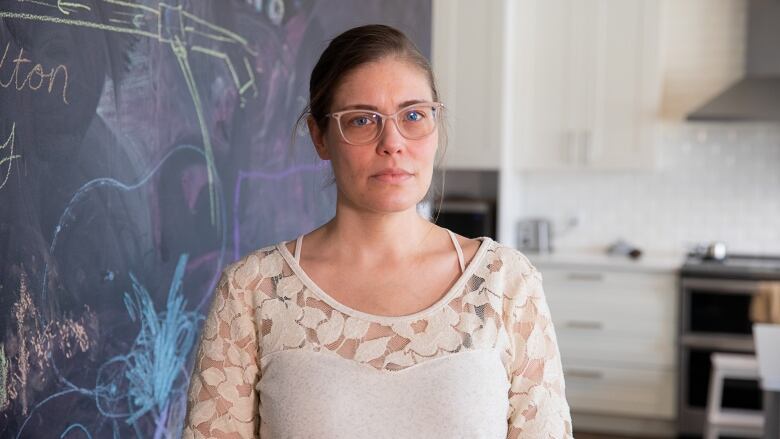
left=480, top=239, right=539, bottom=277
left=485, top=242, right=546, bottom=305
left=220, top=240, right=289, bottom=288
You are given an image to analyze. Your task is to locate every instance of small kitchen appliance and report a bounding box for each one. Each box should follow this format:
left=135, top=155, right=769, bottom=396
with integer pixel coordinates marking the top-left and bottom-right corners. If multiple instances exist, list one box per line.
left=516, top=218, right=553, bottom=253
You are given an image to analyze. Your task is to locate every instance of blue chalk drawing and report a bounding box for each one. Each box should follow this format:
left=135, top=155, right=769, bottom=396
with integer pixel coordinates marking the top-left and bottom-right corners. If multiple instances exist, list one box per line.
left=17, top=253, right=204, bottom=439
left=42, top=144, right=228, bottom=324
left=115, top=253, right=200, bottom=424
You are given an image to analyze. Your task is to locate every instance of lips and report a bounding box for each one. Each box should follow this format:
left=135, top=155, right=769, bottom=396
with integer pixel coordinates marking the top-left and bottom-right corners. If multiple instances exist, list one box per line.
left=373, top=167, right=413, bottom=177
left=371, top=168, right=413, bottom=183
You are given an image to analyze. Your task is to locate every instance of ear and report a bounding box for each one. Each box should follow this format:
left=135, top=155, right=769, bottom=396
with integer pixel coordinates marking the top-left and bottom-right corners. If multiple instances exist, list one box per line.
left=307, top=116, right=331, bottom=160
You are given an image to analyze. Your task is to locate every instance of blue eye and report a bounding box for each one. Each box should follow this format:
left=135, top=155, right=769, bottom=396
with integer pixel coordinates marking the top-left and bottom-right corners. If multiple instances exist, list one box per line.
left=346, top=114, right=377, bottom=127
left=404, top=110, right=425, bottom=122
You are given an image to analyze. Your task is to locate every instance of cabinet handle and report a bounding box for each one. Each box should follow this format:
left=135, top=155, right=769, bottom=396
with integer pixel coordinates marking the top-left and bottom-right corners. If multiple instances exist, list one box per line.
left=582, top=131, right=592, bottom=165
left=576, top=131, right=585, bottom=165
left=564, top=130, right=576, bottom=164
left=566, top=272, right=604, bottom=282
left=565, top=320, right=604, bottom=330
left=565, top=369, right=604, bottom=380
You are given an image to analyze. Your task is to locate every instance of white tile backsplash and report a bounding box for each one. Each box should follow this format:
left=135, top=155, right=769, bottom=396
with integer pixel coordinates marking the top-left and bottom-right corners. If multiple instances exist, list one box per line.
left=518, top=123, right=780, bottom=255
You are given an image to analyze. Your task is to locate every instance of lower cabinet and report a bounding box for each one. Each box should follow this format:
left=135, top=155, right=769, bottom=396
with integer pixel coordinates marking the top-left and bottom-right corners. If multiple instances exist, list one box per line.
left=564, top=360, right=676, bottom=419
left=537, top=264, right=678, bottom=435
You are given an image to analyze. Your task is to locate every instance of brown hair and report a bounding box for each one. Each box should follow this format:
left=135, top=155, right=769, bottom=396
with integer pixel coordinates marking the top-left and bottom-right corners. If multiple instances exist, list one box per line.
left=294, top=24, right=448, bottom=214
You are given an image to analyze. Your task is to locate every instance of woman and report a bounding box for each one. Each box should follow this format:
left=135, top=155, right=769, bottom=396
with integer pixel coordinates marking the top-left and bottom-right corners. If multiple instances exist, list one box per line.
left=183, top=24, right=573, bottom=438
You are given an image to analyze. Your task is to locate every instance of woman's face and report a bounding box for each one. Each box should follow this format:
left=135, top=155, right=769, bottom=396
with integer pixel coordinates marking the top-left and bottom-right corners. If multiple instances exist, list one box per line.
left=309, top=57, right=438, bottom=215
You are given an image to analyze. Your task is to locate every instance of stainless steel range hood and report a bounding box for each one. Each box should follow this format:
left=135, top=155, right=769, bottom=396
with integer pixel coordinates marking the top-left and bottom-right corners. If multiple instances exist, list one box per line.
left=687, top=0, right=780, bottom=122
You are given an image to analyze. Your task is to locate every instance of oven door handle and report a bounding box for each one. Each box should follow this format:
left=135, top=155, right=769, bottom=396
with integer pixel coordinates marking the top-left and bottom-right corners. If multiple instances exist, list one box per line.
left=682, top=277, right=762, bottom=294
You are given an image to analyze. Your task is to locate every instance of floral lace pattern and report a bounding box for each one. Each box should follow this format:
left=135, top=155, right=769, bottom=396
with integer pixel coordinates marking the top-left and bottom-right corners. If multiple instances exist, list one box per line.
left=183, top=238, right=573, bottom=438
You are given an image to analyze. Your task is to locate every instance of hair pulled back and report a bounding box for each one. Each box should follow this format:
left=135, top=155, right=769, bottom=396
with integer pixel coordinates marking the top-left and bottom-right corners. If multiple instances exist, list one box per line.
left=302, top=24, right=440, bottom=132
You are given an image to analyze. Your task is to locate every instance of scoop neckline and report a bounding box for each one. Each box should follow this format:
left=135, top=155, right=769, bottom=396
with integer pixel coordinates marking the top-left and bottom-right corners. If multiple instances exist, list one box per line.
left=275, top=235, right=493, bottom=324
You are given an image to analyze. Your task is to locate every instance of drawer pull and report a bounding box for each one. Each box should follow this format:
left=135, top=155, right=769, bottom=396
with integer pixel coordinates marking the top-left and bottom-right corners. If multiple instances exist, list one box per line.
left=565, top=369, right=604, bottom=380
left=566, top=272, right=604, bottom=282
left=565, top=320, right=604, bottom=330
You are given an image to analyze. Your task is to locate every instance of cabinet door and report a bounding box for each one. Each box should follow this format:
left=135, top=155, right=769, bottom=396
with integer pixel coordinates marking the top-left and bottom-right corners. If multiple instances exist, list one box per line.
left=514, top=0, right=660, bottom=170
left=432, top=0, right=504, bottom=170
left=587, top=0, right=660, bottom=169
left=513, top=0, right=580, bottom=169
left=563, top=360, right=676, bottom=419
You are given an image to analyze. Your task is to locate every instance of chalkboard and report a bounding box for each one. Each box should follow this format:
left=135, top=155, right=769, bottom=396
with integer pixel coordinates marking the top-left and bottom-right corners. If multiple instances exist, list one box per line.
left=0, top=1, right=431, bottom=437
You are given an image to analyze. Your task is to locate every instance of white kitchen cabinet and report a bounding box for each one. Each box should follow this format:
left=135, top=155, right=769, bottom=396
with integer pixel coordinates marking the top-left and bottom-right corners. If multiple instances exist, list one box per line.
left=511, top=0, right=661, bottom=170
left=564, top=361, right=676, bottom=419
left=432, top=0, right=505, bottom=170
left=536, top=264, right=678, bottom=424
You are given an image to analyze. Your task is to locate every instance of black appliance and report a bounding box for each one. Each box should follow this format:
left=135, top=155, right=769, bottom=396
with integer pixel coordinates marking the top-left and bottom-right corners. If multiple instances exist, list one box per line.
left=433, top=198, right=495, bottom=239
left=678, top=252, right=780, bottom=438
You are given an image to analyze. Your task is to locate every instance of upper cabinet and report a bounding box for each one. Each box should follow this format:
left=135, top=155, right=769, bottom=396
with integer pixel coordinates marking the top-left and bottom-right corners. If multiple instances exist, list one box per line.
left=432, top=0, right=505, bottom=170
left=433, top=0, right=747, bottom=172
left=511, top=0, right=662, bottom=170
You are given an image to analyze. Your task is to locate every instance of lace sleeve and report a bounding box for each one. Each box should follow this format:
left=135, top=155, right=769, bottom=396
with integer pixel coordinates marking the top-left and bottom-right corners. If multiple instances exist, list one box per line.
left=182, top=270, right=260, bottom=439
left=506, top=267, right=573, bottom=439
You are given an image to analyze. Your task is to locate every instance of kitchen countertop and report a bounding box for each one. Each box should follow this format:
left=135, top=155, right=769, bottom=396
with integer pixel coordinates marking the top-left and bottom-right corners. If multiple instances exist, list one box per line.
left=523, top=248, right=685, bottom=273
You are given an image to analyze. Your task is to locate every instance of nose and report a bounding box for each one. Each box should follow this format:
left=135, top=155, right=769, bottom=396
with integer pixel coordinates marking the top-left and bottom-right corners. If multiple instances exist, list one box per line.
left=376, top=117, right=405, bottom=155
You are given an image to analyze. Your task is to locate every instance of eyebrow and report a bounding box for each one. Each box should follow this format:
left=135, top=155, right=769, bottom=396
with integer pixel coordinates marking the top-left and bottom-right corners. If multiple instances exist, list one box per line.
left=337, top=100, right=429, bottom=112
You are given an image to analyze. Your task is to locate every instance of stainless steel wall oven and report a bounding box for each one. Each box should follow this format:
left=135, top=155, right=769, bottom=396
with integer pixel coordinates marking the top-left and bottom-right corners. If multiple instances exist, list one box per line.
left=677, top=254, right=780, bottom=437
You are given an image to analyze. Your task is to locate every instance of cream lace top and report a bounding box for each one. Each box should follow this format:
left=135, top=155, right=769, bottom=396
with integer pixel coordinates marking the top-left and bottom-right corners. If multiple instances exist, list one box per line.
left=182, top=231, right=573, bottom=439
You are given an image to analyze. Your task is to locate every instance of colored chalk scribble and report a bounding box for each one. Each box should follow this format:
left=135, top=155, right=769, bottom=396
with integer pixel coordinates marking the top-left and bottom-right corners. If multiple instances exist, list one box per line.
left=0, top=0, right=263, bottom=226
left=233, top=162, right=329, bottom=260
left=42, top=144, right=227, bottom=317
left=5, top=273, right=95, bottom=417
left=102, top=253, right=201, bottom=425
left=0, top=344, right=8, bottom=411
left=15, top=254, right=203, bottom=439
left=0, top=0, right=430, bottom=436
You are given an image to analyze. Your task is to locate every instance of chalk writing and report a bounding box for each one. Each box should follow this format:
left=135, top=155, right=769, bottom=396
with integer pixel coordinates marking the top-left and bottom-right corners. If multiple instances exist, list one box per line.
left=0, top=42, right=69, bottom=104
left=1, top=122, right=20, bottom=191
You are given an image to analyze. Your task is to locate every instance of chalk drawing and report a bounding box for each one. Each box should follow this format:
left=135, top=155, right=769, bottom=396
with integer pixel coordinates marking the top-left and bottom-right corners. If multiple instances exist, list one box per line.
left=0, top=344, right=8, bottom=411
left=16, top=253, right=202, bottom=439
left=7, top=273, right=95, bottom=417
left=0, top=0, right=262, bottom=226
left=232, top=162, right=329, bottom=260
left=42, top=144, right=228, bottom=324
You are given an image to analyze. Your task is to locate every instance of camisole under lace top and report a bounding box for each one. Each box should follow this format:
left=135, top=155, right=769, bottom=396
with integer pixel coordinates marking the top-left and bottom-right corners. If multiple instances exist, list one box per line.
left=182, top=231, right=573, bottom=439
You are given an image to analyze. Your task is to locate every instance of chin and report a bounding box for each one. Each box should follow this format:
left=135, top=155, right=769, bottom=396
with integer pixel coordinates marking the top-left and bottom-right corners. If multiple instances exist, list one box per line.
left=369, top=201, right=417, bottom=213
left=365, top=193, right=425, bottom=214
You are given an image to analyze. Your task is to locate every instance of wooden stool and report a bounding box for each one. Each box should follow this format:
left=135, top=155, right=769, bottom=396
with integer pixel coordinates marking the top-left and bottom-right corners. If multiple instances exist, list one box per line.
left=704, top=353, right=764, bottom=439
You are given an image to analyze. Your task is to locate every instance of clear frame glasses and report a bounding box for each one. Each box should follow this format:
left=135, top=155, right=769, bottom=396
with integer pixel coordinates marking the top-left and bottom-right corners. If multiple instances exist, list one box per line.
left=325, top=102, right=444, bottom=146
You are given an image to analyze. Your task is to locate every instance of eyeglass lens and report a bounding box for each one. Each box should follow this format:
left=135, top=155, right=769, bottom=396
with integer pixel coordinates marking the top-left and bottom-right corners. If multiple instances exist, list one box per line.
left=338, top=104, right=439, bottom=145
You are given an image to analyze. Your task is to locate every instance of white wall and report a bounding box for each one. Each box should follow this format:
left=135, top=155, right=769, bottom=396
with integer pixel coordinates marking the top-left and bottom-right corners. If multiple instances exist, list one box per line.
left=516, top=122, right=780, bottom=255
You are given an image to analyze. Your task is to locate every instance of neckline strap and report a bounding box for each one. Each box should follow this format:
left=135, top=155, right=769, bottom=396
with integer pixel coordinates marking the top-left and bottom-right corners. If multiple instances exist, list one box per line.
left=447, top=230, right=465, bottom=273
left=294, top=234, right=303, bottom=263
